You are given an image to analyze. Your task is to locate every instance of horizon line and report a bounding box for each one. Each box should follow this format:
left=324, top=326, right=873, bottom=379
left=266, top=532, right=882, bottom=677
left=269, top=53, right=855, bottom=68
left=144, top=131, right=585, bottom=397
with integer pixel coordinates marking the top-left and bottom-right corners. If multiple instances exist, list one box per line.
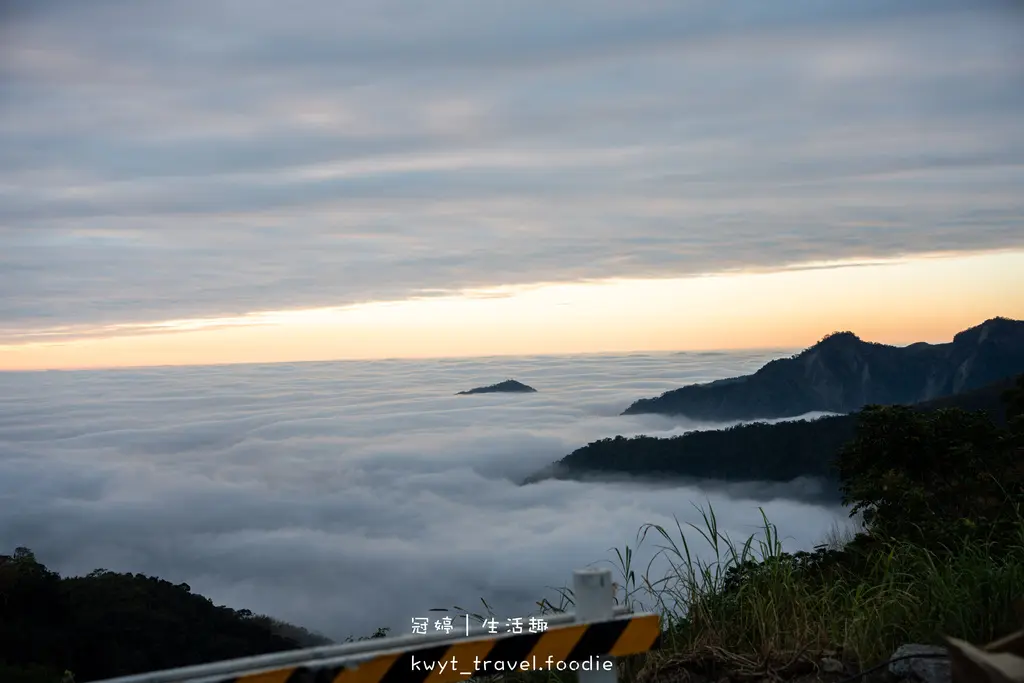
left=4, top=246, right=1020, bottom=349
left=3, top=315, right=1014, bottom=374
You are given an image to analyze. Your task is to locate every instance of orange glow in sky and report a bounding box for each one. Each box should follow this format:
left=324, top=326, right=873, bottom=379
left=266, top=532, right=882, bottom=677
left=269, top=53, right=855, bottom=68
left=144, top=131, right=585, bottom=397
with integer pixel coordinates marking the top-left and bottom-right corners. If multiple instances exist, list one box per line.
left=2, top=249, right=1023, bottom=371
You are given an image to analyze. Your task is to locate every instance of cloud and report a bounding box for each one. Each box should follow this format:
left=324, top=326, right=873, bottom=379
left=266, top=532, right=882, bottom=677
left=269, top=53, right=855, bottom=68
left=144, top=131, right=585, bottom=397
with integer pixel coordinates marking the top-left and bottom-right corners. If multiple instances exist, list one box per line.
left=1, top=0, right=1022, bottom=338
left=0, top=352, right=852, bottom=640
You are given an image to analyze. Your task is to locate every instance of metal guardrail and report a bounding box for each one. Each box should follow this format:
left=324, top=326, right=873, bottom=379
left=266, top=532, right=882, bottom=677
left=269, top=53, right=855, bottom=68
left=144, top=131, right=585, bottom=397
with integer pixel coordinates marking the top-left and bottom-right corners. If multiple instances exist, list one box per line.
left=89, top=568, right=662, bottom=683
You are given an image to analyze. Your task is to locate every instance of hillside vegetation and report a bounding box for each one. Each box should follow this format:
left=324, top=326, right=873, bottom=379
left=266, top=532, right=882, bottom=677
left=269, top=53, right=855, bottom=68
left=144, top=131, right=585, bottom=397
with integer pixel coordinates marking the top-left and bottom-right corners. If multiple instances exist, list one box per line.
left=0, top=556, right=333, bottom=683
left=525, top=373, right=1018, bottom=492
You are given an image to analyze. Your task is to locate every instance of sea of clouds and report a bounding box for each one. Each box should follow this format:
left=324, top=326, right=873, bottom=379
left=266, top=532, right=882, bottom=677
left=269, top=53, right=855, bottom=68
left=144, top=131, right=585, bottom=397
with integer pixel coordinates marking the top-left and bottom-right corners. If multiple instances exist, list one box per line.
left=0, top=351, right=853, bottom=641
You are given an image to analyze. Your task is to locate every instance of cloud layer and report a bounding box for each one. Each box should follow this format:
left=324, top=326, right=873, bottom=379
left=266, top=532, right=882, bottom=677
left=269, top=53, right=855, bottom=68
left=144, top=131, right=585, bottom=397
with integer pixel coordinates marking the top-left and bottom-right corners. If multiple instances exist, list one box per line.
left=0, top=351, right=851, bottom=640
left=2, top=0, right=1022, bottom=338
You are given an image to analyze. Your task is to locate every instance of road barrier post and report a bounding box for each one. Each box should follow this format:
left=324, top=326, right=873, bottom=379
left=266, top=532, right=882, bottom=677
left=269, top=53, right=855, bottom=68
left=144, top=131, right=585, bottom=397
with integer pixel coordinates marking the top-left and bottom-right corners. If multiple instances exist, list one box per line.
left=573, top=568, right=619, bottom=683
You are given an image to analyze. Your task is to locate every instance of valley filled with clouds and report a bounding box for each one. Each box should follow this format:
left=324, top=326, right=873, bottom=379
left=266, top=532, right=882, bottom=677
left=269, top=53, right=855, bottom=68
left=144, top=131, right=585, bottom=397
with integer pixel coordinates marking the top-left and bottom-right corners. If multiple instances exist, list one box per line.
left=0, top=351, right=850, bottom=640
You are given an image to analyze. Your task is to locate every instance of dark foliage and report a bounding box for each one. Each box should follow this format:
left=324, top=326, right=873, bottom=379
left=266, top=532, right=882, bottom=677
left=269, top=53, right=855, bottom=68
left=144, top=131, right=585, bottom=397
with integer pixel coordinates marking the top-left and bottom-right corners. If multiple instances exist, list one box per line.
left=837, top=401, right=1024, bottom=552
left=719, top=374, right=1024, bottom=597
left=0, top=550, right=316, bottom=683
left=1003, top=373, right=1024, bottom=437
left=246, top=615, right=334, bottom=648
left=543, top=415, right=856, bottom=485
left=526, top=373, right=1019, bottom=489
left=344, top=627, right=391, bottom=642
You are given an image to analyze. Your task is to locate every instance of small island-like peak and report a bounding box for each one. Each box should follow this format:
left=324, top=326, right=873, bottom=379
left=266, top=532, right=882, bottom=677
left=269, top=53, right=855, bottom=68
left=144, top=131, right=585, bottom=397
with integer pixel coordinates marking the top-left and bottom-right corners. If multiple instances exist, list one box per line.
left=456, top=379, right=537, bottom=395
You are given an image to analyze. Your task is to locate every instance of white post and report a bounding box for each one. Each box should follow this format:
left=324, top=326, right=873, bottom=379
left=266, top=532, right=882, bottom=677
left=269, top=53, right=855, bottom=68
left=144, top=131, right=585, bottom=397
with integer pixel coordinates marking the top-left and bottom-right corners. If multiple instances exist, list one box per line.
left=573, top=568, right=619, bottom=683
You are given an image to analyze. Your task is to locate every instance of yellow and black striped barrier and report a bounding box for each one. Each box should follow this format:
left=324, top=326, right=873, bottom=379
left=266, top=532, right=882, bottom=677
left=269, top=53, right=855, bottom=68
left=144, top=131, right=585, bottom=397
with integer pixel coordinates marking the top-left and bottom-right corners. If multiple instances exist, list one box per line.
left=215, top=613, right=660, bottom=683
left=89, top=570, right=658, bottom=683
left=93, top=612, right=661, bottom=683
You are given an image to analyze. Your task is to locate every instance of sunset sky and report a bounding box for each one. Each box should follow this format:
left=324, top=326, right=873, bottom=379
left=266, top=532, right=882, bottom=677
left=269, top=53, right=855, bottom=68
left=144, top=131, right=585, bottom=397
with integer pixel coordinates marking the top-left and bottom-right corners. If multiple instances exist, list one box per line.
left=2, top=0, right=1023, bottom=371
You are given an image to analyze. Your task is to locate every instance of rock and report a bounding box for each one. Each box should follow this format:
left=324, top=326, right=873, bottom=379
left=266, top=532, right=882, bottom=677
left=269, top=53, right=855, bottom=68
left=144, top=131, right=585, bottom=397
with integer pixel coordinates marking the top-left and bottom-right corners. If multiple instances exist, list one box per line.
left=819, top=657, right=845, bottom=674
left=888, top=644, right=950, bottom=683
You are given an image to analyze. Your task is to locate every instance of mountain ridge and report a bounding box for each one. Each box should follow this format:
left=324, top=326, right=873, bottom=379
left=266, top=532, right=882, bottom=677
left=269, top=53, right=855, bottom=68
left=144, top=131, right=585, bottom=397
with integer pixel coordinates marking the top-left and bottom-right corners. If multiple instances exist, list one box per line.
left=622, top=317, right=1024, bottom=421
left=524, top=373, right=1022, bottom=494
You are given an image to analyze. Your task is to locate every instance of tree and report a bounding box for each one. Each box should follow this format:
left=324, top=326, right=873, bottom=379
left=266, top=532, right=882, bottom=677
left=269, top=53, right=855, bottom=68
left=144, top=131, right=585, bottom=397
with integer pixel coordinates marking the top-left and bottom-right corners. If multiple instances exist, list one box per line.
left=835, top=403, right=1023, bottom=551
left=13, top=547, right=37, bottom=563
left=1002, top=374, right=1024, bottom=434
left=0, top=549, right=305, bottom=681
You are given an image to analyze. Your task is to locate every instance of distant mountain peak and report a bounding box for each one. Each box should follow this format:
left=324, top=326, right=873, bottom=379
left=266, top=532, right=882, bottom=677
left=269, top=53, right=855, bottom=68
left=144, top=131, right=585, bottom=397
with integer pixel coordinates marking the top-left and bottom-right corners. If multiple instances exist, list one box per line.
left=622, top=317, right=1024, bottom=421
left=818, top=330, right=860, bottom=344
left=953, top=316, right=1019, bottom=344
left=810, top=331, right=864, bottom=351
left=456, top=379, right=537, bottom=395
left=784, top=330, right=866, bottom=362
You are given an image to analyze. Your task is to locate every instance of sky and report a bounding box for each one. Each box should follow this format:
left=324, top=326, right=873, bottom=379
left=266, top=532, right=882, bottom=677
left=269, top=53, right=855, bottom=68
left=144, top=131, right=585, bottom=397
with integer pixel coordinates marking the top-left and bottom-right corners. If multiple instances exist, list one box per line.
left=0, top=351, right=852, bottom=640
left=2, top=0, right=1024, bottom=369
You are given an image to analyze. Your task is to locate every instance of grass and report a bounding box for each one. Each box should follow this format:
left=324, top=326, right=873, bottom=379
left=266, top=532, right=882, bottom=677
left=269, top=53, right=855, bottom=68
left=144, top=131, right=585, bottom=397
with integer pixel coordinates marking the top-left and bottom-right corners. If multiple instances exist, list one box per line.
left=617, top=503, right=1023, bottom=679
left=443, top=500, right=1024, bottom=683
